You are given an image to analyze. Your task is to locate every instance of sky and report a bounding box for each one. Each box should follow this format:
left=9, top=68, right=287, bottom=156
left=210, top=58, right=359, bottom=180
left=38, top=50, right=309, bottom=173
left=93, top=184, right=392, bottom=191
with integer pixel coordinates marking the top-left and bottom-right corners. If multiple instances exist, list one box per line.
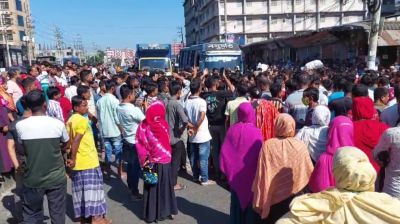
left=31, top=0, right=185, bottom=52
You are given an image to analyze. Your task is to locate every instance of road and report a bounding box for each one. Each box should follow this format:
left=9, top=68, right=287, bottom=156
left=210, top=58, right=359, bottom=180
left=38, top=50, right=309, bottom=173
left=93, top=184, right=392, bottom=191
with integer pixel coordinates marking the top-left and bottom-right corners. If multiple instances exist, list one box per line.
left=0, top=171, right=231, bottom=224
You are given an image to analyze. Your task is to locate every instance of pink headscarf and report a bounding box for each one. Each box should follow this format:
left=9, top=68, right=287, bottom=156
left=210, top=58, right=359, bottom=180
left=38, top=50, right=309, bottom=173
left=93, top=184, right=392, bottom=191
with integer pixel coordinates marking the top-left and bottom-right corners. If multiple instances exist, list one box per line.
left=136, top=101, right=172, bottom=167
left=220, top=102, right=263, bottom=210
left=309, top=116, right=354, bottom=192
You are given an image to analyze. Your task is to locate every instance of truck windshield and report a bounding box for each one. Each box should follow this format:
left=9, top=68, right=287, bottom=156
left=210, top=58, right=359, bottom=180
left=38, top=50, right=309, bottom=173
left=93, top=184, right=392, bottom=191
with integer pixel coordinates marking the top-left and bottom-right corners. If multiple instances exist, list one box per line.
left=204, top=56, right=241, bottom=70
left=140, top=58, right=170, bottom=71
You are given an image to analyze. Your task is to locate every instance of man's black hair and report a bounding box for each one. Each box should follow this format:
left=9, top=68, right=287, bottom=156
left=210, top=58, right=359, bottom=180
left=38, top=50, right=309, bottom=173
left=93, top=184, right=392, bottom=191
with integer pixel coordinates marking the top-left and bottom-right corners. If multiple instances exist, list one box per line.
left=205, top=76, right=219, bottom=89
left=21, top=77, right=36, bottom=90
left=46, top=87, right=61, bottom=100
left=343, top=81, right=354, bottom=94
left=249, top=86, right=261, bottom=99
left=394, top=85, right=400, bottom=100
left=120, top=85, right=134, bottom=100
left=297, top=74, right=310, bottom=87
left=303, top=87, right=319, bottom=102
left=19, top=95, right=28, bottom=110
left=26, top=90, right=45, bottom=113
left=105, top=80, right=116, bottom=91
left=352, top=84, right=369, bottom=97
left=377, top=76, right=390, bottom=87
left=8, top=69, right=18, bottom=79
left=71, top=95, right=85, bottom=110
left=374, top=87, right=389, bottom=102
left=70, top=76, right=80, bottom=86
left=77, top=85, right=90, bottom=97
left=360, top=75, right=374, bottom=87
left=270, top=82, right=282, bottom=98
left=169, top=80, right=182, bottom=96
left=236, top=81, right=248, bottom=97
left=321, top=79, right=333, bottom=91
left=79, top=70, right=92, bottom=82
left=190, top=78, right=202, bottom=94
left=145, top=82, right=158, bottom=94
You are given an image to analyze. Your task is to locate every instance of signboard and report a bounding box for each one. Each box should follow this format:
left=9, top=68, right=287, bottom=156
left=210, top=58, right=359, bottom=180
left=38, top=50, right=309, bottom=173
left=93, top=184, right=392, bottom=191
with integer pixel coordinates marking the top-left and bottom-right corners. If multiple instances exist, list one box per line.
left=205, top=43, right=240, bottom=51
left=137, top=44, right=170, bottom=51
left=106, top=49, right=135, bottom=59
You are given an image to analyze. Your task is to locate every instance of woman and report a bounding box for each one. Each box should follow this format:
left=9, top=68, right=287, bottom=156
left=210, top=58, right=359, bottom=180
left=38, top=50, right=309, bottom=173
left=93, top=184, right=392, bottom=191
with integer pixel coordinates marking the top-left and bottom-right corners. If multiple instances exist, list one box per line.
left=0, top=76, right=17, bottom=121
left=308, top=116, right=354, bottom=193
left=353, top=96, right=389, bottom=173
left=277, top=147, right=400, bottom=224
left=220, top=103, right=263, bottom=224
left=136, top=101, right=178, bottom=223
left=255, top=99, right=280, bottom=141
left=373, top=127, right=400, bottom=199
left=252, top=114, right=314, bottom=223
left=296, top=105, right=331, bottom=162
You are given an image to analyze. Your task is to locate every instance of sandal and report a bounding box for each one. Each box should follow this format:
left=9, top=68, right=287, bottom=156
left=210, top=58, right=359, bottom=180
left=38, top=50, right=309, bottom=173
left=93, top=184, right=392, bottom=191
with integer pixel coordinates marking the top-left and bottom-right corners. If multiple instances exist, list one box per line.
left=174, top=184, right=187, bottom=191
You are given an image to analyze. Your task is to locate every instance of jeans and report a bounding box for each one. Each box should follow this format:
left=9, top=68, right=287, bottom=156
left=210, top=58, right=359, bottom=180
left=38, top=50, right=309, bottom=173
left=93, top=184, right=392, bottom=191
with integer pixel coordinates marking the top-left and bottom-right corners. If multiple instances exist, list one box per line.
left=104, top=136, right=123, bottom=165
left=189, top=141, right=211, bottom=183
left=209, top=125, right=226, bottom=177
left=123, top=141, right=141, bottom=195
left=22, top=181, right=66, bottom=224
left=171, top=141, right=185, bottom=186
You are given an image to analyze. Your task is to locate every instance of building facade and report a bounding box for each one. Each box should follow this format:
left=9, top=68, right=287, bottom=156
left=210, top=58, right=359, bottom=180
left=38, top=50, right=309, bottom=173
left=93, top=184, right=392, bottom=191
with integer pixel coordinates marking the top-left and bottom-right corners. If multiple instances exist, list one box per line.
left=0, top=0, right=33, bottom=68
left=184, top=0, right=367, bottom=46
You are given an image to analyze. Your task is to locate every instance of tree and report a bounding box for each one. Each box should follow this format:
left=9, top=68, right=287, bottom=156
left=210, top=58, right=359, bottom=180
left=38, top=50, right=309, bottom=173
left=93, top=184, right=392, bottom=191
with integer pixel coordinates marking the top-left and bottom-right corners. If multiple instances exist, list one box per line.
left=86, top=50, right=105, bottom=65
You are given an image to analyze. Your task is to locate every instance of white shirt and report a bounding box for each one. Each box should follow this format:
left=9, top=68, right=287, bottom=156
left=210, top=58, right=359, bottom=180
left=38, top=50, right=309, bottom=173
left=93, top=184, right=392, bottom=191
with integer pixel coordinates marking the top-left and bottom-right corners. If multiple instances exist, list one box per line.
left=65, top=86, right=77, bottom=101
left=184, top=96, right=212, bottom=143
left=373, top=127, right=400, bottom=199
left=7, top=80, right=23, bottom=104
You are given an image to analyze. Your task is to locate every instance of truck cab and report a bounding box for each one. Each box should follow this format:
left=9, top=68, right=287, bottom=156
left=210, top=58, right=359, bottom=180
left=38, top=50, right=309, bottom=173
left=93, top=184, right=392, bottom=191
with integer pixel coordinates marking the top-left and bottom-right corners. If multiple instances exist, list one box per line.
left=136, top=44, right=173, bottom=74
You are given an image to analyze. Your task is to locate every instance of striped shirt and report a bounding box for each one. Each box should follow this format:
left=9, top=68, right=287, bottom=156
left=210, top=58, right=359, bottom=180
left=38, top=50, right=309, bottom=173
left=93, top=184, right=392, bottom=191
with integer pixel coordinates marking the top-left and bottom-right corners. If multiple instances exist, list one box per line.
left=47, top=100, right=64, bottom=122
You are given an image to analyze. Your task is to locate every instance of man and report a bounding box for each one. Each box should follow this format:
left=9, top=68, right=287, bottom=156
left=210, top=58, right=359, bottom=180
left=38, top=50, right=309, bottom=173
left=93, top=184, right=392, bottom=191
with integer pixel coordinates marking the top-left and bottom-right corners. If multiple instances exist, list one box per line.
left=65, top=76, right=80, bottom=101
left=80, top=70, right=97, bottom=118
left=374, top=87, right=389, bottom=114
left=257, top=75, right=271, bottom=99
left=381, top=85, right=400, bottom=127
left=225, top=82, right=248, bottom=127
left=329, top=81, right=353, bottom=118
left=46, top=86, right=64, bottom=122
left=7, top=96, right=31, bottom=222
left=16, top=90, right=69, bottom=224
left=96, top=80, right=123, bottom=177
left=285, top=74, right=310, bottom=129
left=167, top=81, right=190, bottom=190
left=67, top=96, right=110, bottom=224
left=268, top=82, right=285, bottom=113
left=117, top=85, right=145, bottom=200
left=184, top=78, right=215, bottom=186
left=302, top=87, right=320, bottom=127
left=7, top=69, right=23, bottom=104
left=16, top=77, right=38, bottom=116
left=201, top=73, right=234, bottom=179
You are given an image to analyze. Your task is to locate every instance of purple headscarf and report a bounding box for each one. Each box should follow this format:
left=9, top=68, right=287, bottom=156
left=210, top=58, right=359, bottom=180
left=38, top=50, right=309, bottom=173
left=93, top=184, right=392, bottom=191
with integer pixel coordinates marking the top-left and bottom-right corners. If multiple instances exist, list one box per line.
left=220, top=102, right=263, bottom=210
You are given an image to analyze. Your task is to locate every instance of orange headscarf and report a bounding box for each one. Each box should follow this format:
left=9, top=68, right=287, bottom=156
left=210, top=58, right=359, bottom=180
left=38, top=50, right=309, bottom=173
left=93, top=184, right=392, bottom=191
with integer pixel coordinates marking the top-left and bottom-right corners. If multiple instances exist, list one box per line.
left=256, top=99, right=280, bottom=141
left=0, top=77, right=16, bottom=111
left=252, top=114, right=314, bottom=219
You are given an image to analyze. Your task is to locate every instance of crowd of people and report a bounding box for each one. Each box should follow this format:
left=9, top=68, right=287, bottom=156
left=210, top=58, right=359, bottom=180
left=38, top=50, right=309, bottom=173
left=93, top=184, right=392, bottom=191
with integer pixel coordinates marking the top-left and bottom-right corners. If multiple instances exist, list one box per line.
left=1, top=59, right=400, bottom=223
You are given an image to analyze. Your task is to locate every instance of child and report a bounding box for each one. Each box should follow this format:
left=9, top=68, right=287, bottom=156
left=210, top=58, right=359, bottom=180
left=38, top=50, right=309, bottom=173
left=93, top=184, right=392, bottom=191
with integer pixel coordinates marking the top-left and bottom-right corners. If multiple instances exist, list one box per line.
left=46, top=86, right=64, bottom=122
left=67, top=96, right=111, bottom=224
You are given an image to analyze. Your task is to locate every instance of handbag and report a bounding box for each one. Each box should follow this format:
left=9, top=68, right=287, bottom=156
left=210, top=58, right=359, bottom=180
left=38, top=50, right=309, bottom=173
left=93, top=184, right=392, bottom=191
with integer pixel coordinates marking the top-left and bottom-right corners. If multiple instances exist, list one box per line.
left=143, top=162, right=158, bottom=185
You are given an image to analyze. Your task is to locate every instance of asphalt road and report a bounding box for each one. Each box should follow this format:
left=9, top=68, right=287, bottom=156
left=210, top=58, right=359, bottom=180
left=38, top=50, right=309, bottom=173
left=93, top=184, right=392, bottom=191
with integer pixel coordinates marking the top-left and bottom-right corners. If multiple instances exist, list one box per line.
left=0, top=171, right=231, bottom=224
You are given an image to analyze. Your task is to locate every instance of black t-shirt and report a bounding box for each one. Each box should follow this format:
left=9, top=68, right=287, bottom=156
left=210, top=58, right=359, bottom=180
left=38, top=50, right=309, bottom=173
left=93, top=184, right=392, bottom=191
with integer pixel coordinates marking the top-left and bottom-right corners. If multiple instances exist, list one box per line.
left=7, top=117, right=26, bottom=164
left=201, top=90, right=233, bottom=125
left=329, top=96, right=353, bottom=117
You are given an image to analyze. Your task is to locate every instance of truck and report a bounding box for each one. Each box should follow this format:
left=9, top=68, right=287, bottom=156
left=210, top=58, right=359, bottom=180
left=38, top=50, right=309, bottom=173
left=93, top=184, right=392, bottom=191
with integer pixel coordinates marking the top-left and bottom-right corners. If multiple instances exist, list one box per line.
left=136, top=44, right=173, bottom=73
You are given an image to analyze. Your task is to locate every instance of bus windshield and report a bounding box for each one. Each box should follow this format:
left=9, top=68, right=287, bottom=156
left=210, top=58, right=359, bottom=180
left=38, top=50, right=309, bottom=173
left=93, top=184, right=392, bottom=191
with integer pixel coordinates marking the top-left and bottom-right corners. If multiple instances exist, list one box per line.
left=204, top=55, right=241, bottom=70
left=139, top=58, right=170, bottom=71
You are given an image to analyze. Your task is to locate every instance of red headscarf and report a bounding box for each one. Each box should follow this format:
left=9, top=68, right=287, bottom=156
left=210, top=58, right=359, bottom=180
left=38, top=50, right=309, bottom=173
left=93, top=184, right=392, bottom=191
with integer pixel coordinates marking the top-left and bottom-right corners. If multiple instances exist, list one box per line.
left=136, top=101, right=172, bottom=167
left=352, top=97, right=389, bottom=172
left=256, top=100, right=280, bottom=141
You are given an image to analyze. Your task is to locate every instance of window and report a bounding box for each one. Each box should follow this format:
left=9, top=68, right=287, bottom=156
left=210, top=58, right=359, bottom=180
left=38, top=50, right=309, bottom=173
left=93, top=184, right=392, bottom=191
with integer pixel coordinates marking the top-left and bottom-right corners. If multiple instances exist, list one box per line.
left=320, top=15, right=325, bottom=22
left=271, top=0, right=278, bottom=6
left=262, top=17, right=268, bottom=25
left=17, top=15, right=24, bottom=27
left=0, top=30, right=13, bottom=41
left=296, top=0, right=302, bottom=5
left=247, top=18, right=252, bottom=25
left=271, top=17, right=278, bottom=24
left=15, top=0, right=22, bottom=11
left=19, top=31, right=25, bottom=41
left=344, top=16, right=349, bottom=22
left=0, top=1, right=9, bottom=10
left=2, top=14, right=12, bottom=26
left=262, top=1, right=267, bottom=6
left=246, top=2, right=252, bottom=7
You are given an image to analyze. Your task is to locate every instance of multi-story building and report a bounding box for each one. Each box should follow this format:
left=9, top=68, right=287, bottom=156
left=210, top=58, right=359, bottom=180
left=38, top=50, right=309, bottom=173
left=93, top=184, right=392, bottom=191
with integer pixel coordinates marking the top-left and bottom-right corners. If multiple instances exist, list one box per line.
left=184, top=0, right=367, bottom=46
left=382, top=0, right=400, bottom=16
left=0, top=0, right=33, bottom=68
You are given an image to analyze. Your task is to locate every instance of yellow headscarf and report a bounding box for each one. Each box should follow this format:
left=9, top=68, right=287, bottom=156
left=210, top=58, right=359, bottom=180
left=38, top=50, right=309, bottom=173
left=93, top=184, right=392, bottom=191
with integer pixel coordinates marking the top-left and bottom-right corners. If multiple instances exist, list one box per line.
left=333, top=146, right=377, bottom=192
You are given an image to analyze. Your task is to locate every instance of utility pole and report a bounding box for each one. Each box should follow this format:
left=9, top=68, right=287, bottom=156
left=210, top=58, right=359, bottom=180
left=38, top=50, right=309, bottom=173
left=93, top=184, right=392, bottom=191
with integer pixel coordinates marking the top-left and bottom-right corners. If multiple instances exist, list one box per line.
left=177, top=27, right=184, bottom=44
left=0, top=12, right=12, bottom=68
left=54, top=26, right=64, bottom=60
left=224, top=0, right=228, bottom=42
left=25, top=14, right=35, bottom=66
left=366, top=0, right=382, bottom=71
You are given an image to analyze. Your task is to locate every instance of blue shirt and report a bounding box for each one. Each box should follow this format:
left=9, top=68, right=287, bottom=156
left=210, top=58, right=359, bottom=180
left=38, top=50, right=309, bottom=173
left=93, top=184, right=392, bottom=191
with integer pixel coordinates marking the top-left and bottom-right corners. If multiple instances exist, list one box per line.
left=328, top=92, right=344, bottom=103
left=96, top=93, right=121, bottom=138
left=116, top=103, right=145, bottom=144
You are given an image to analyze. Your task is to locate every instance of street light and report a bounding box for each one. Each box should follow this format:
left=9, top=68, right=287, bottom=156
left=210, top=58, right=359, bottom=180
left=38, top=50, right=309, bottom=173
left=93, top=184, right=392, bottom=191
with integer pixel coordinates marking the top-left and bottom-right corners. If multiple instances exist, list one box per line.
left=23, top=35, right=34, bottom=66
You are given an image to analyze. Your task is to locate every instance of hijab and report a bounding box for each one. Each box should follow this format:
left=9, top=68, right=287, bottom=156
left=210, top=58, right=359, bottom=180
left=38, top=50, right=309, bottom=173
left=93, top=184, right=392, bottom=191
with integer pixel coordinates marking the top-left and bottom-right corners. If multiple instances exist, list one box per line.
left=296, top=105, right=330, bottom=162
left=0, top=77, right=16, bottom=111
left=220, top=102, right=263, bottom=210
left=136, top=101, right=172, bottom=167
left=253, top=114, right=314, bottom=219
left=352, top=97, right=389, bottom=172
left=256, top=99, right=280, bottom=141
